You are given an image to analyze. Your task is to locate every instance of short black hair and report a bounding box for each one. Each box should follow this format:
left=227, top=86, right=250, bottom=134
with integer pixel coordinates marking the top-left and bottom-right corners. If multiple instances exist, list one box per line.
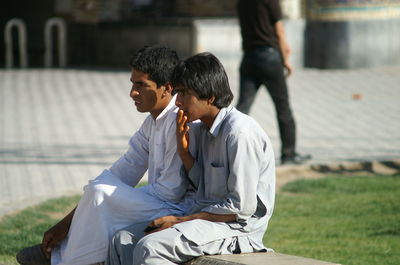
left=172, top=52, right=234, bottom=108
left=130, top=45, right=179, bottom=87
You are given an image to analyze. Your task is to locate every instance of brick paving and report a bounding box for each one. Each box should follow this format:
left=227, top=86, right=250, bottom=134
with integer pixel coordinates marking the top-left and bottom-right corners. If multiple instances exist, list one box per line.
left=1, top=64, right=400, bottom=217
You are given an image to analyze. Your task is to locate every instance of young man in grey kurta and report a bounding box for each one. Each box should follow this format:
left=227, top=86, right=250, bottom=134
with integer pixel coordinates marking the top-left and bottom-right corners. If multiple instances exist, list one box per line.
left=106, top=52, right=276, bottom=265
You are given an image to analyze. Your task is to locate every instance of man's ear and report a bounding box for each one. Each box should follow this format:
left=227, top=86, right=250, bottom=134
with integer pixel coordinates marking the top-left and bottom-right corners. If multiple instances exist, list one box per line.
left=208, top=96, right=215, bottom=105
left=164, top=82, right=173, bottom=94
left=160, top=83, right=173, bottom=98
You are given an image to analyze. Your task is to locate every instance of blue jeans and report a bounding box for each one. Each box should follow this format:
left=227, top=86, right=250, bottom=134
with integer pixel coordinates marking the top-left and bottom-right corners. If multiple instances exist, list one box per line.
left=236, top=46, right=296, bottom=159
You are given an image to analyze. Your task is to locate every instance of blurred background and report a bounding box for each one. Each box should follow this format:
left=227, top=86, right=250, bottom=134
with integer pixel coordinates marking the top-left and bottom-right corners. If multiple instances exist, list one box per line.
left=1, top=0, right=400, bottom=69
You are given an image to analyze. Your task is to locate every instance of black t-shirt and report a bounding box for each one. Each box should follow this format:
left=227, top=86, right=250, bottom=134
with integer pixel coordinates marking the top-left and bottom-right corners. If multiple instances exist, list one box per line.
left=237, top=0, right=283, bottom=50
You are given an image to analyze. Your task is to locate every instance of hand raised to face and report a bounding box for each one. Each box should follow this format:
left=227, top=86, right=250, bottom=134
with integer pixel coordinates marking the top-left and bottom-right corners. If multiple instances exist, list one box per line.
left=176, top=109, right=190, bottom=157
left=176, top=109, right=195, bottom=173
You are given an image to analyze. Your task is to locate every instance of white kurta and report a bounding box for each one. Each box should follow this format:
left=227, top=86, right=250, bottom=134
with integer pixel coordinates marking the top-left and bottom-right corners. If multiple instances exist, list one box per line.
left=51, top=96, right=191, bottom=265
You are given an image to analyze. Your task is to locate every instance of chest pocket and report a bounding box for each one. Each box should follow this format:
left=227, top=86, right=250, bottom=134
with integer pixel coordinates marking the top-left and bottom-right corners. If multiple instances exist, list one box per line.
left=205, top=165, right=228, bottom=200
left=151, top=128, right=165, bottom=173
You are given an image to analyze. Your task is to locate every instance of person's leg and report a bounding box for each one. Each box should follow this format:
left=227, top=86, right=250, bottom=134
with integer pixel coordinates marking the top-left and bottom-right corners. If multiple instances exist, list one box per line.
left=133, top=227, right=243, bottom=265
left=265, top=73, right=296, bottom=160
left=106, top=221, right=148, bottom=265
left=133, top=228, right=204, bottom=265
left=258, top=48, right=311, bottom=164
left=256, top=48, right=296, bottom=160
left=53, top=170, right=182, bottom=265
left=236, top=54, right=261, bottom=114
left=107, top=223, right=200, bottom=265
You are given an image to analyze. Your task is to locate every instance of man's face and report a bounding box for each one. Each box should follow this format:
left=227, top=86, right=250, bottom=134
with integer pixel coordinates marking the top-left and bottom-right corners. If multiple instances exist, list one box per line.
left=130, top=69, right=166, bottom=118
left=175, top=86, right=209, bottom=122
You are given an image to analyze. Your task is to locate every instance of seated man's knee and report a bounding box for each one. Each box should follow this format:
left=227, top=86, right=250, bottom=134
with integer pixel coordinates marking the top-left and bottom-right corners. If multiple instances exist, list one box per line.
left=85, top=181, right=103, bottom=194
left=133, top=229, right=184, bottom=264
left=133, top=234, right=166, bottom=262
left=134, top=236, right=154, bottom=253
left=107, top=230, right=140, bottom=265
left=114, top=229, right=138, bottom=248
left=83, top=176, right=115, bottom=203
left=110, top=229, right=140, bottom=258
left=82, top=184, right=106, bottom=206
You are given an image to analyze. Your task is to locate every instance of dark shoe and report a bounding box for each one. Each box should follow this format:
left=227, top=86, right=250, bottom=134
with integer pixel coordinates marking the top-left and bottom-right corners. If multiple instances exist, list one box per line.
left=16, top=244, right=50, bottom=265
left=281, top=153, right=312, bottom=165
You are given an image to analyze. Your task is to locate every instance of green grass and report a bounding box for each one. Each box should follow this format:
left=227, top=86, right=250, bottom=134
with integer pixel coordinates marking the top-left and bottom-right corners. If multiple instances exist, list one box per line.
left=264, top=175, right=400, bottom=265
left=1, top=176, right=399, bottom=265
left=0, top=196, right=80, bottom=265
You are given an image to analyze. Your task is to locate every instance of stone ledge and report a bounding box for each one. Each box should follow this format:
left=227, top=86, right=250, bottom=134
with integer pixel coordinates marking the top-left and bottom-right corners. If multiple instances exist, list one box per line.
left=185, top=252, right=341, bottom=265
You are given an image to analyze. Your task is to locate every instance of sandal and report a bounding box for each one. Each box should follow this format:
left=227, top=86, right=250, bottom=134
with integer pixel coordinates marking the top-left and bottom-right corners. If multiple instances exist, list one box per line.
left=16, top=244, right=50, bottom=265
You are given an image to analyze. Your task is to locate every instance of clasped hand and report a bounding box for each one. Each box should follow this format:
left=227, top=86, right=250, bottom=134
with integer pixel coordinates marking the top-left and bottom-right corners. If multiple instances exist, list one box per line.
left=145, top=216, right=183, bottom=234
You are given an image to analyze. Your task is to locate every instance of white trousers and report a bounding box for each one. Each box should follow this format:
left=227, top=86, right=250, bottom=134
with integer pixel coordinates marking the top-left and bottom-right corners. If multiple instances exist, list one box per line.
left=51, top=170, right=184, bottom=265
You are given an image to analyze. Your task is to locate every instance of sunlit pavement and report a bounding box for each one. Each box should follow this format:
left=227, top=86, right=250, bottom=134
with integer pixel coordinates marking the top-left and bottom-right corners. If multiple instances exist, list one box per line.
left=1, top=64, right=400, bottom=216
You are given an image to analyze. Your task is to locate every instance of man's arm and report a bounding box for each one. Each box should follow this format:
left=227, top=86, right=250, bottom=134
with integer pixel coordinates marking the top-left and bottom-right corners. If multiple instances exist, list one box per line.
left=274, top=20, right=293, bottom=76
left=146, top=212, right=236, bottom=234
left=109, top=116, right=151, bottom=187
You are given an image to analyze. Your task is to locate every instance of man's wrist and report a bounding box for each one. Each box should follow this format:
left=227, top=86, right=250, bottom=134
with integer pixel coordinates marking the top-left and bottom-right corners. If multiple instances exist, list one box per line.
left=180, top=152, right=195, bottom=172
left=178, top=149, right=191, bottom=159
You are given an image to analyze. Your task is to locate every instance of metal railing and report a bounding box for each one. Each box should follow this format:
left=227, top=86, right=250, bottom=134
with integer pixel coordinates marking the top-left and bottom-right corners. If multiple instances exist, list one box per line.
left=44, top=18, right=67, bottom=68
left=4, top=18, right=28, bottom=68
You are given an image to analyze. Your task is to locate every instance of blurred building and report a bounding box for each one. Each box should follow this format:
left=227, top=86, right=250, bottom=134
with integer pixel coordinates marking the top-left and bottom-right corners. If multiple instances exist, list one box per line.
left=304, top=0, right=400, bottom=68
left=0, top=0, right=237, bottom=68
left=1, top=0, right=399, bottom=68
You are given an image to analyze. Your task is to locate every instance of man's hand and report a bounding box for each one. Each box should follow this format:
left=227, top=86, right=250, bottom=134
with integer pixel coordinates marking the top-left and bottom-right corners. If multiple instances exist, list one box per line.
left=145, top=216, right=184, bottom=234
left=144, top=212, right=237, bottom=235
left=41, top=207, right=75, bottom=258
left=41, top=221, right=69, bottom=258
left=176, top=109, right=190, bottom=156
left=283, top=60, right=293, bottom=77
left=176, top=109, right=194, bottom=172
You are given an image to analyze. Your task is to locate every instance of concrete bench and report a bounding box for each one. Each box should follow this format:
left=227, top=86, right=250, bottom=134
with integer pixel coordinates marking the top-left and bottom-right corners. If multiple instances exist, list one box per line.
left=185, top=252, right=341, bottom=265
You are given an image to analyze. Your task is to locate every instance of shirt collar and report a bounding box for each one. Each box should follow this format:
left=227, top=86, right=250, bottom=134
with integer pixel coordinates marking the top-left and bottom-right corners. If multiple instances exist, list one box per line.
left=155, top=94, right=177, bottom=121
left=208, top=105, right=233, bottom=137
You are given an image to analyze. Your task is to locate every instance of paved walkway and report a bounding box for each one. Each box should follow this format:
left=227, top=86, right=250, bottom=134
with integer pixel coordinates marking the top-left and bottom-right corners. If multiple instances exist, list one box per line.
left=1, top=63, right=400, bottom=217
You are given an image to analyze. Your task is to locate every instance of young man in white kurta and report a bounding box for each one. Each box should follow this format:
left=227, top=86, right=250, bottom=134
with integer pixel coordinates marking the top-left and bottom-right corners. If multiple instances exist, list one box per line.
left=16, top=45, right=194, bottom=265
left=51, top=95, right=191, bottom=265
left=107, top=52, right=275, bottom=265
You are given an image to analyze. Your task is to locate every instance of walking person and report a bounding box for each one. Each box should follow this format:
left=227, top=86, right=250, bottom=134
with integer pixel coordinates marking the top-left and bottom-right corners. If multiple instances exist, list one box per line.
left=236, top=0, right=310, bottom=164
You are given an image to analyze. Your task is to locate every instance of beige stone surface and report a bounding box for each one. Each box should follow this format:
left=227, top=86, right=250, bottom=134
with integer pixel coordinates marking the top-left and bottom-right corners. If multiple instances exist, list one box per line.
left=186, top=252, right=341, bottom=265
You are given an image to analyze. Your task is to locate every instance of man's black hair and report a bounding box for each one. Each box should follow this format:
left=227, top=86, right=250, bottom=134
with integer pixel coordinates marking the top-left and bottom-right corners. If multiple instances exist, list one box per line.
left=130, top=45, right=179, bottom=87
left=172, top=52, right=234, bottom=108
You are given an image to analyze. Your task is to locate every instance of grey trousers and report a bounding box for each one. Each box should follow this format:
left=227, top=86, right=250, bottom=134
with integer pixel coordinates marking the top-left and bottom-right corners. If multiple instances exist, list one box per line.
left=106, top=221, right=241, bottom=265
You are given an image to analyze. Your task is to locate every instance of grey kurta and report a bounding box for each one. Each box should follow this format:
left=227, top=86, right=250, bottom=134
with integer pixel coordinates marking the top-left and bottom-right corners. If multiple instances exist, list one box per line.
left=175, top=106, right=276, bottom=247
left=107, top=106, right=276, bottom=265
